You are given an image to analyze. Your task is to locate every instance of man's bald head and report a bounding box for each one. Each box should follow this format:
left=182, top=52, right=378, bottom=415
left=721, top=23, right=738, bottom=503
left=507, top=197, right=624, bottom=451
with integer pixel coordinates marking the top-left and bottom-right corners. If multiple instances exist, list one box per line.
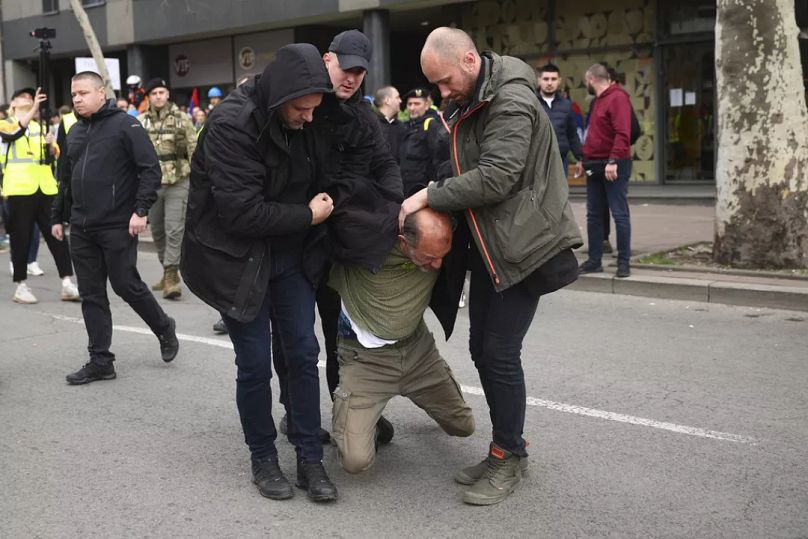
left=400, top=207, right=453, bottom=272
left=420, top=27, right=481, bottom=105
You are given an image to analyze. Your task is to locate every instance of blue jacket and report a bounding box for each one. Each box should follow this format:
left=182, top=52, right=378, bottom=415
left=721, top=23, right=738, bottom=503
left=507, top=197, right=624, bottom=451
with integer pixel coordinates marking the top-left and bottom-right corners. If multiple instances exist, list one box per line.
left=538, top=93, right=583, bottom=161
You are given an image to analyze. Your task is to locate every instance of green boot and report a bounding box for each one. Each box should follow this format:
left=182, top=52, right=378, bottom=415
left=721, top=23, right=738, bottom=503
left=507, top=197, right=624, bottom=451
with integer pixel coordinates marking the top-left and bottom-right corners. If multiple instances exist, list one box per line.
left=455, top=453, right=529, bottom=485
left=462, top=443, right=524, bottom=506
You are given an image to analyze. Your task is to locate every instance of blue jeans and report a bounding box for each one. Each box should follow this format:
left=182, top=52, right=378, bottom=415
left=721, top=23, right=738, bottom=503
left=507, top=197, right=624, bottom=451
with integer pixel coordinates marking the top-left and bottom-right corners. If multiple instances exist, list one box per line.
left=585, top=159, right=632, bottom=265
left=223, top=251, right=322, bottom=462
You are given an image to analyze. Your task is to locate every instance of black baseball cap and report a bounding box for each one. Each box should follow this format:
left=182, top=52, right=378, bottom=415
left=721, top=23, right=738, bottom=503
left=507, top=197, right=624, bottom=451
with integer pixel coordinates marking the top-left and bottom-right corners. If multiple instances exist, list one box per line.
left=11, top=87, right=36, bottom=100
left=145, top=77, right=169, bottom=95
left=328, top=30, right=372, bottom=71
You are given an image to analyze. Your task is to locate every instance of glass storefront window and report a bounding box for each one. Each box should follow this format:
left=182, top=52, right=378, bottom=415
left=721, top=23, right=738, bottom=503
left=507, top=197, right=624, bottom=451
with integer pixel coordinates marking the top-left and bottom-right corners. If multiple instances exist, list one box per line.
left=661, top=42, right=715, bottom=181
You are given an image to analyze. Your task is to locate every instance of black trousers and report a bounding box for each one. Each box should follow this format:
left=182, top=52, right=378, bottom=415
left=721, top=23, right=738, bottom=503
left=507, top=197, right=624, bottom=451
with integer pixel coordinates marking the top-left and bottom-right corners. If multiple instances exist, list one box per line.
left=70, top=226, right=170, bottom=365
left=468, top=244, right=540, bottom=458
left=7, top=190, right=73, bottom=283
left=273, top=280, right=341, bottom=408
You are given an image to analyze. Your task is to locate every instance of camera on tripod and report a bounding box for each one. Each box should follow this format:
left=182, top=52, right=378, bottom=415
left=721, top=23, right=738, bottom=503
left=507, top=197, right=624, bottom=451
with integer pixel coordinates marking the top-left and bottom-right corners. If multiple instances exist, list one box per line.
left=30, top=27, right=56, bottom=40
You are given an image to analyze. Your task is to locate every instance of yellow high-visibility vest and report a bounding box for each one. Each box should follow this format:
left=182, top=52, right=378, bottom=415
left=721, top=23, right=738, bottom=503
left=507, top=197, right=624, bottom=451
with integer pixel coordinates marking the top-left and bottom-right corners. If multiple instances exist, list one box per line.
left=62, top=111, right=78, bottom=134
left=1, top=119, right=57, bottom=196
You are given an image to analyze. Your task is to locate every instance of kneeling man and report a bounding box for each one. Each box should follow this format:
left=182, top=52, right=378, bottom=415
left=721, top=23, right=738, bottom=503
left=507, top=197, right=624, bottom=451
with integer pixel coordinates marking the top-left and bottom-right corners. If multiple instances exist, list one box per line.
left=329, top=208, right=474, bottom=473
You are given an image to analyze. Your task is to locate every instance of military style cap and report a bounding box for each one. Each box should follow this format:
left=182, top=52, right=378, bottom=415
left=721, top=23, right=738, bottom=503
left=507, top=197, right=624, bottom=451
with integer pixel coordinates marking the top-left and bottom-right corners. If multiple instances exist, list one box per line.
left=11, top=88, right=36, bottom=100
left=328, top=30, right=372, bottom=71
left=404, top=87, right=431, bottom=100
left=145, top=77, right=170, bottom=95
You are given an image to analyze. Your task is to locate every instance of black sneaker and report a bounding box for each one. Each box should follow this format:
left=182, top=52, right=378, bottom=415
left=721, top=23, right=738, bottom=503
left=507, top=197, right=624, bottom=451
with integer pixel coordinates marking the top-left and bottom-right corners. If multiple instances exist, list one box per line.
left=158, top=317, right=179, bottom=362
left=376, top=415, right=394, bottom=445
left=616, top=263, right=631, bottom=278
left=279, top=413, right=331, bottom=443
left=66, top=362, right=116, bottom=385
left=578, top=260, right=603, bottom=274
left=251, top=457, right=293, bottom=500
left=212, top=318, right=228, bottom=334
left=296, top=459, right=337, bottom=502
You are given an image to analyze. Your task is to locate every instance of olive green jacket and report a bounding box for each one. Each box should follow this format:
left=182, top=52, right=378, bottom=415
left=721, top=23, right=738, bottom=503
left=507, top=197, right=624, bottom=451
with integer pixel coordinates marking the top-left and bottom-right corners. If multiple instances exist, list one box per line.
left=427, top=51, right=582, bottom=291
left=138, top=102, right=197, bottom=185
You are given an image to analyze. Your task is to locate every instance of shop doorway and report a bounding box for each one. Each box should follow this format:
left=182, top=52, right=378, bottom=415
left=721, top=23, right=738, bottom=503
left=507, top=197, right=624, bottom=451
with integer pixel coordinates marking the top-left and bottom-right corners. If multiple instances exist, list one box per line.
left=661, top=41, right=716, bottom=182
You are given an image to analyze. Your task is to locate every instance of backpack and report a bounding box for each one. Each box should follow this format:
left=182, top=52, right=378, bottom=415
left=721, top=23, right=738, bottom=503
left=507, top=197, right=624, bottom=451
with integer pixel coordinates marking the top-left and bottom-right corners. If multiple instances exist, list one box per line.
left=630, top=107, right=641, bottom=145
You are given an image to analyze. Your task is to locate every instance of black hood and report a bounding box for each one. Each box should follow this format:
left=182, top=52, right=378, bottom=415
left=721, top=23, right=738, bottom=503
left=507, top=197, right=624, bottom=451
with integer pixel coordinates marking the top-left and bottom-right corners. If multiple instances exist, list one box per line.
left=256, top=43, right=333, bottom=111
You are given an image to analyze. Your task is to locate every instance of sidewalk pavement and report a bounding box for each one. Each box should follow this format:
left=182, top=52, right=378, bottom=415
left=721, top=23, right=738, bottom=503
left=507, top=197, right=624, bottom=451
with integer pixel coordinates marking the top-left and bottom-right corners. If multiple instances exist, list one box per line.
left=568, top=201, right=808, bottom=312
left=138, top=201, right=808, bottom=312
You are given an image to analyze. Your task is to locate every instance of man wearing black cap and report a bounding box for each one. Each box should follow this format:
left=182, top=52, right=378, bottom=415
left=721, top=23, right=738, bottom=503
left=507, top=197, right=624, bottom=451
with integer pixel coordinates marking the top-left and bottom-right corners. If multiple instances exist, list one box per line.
left=272, top=29, right=404, bottom=449
left=399, top=87, right=450, bottom=197
left=181, top=43, right=338, bottom=503
left=138, top=78, right=196, bottom=300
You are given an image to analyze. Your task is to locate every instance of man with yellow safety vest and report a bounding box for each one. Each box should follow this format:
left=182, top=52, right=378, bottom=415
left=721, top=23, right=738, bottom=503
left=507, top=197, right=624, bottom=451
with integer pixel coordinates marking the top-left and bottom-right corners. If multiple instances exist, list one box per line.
left=398, top=87, right=450, bottom=197
left=0, top=87, right=79, bottom=304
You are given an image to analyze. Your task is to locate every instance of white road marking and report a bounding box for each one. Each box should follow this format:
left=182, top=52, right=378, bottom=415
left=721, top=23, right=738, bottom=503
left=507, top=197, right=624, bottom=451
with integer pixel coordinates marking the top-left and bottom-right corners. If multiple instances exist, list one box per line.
left=45, top=312, right=757, bottom=445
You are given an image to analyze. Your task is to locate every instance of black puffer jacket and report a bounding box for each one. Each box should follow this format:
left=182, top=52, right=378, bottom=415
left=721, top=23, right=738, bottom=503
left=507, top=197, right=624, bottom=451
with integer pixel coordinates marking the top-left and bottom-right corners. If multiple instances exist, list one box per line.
left=181, top=44, right=333, bottom=322
left=53, top=100, right=161, bottom=229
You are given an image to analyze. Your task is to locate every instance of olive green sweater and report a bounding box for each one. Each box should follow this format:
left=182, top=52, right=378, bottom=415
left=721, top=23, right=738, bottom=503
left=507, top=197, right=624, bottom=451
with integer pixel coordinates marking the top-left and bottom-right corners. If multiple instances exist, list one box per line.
left=329, top=245, right=437, bottom=340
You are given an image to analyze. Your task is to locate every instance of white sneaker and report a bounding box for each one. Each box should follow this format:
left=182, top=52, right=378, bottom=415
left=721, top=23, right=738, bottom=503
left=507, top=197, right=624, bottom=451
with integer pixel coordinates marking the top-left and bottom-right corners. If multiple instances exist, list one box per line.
left=12, top=282, right=38, bottom=304
left=27, top=261, right=45, bottom=276
left=61, top=278, right=81, bottom=302
left=458, top=290, right=467, bottom=309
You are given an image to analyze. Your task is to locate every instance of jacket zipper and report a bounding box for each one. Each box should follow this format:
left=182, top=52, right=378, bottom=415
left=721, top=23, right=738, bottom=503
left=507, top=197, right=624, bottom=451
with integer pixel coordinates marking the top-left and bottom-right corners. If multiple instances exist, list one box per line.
left=80, top=118, right=93, bottom=228
left=451, top=103, right=501, bottom=286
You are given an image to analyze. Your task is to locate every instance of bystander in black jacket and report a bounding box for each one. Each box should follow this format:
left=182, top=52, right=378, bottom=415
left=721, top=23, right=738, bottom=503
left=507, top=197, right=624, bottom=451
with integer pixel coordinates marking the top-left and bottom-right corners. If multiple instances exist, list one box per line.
left=53, top=100, right=161, bottom=229
left=537, top=93, right=583, bottom=162
left=374, top=109, right=406, bottom=164
left=399, top=112, right=449, bottom=197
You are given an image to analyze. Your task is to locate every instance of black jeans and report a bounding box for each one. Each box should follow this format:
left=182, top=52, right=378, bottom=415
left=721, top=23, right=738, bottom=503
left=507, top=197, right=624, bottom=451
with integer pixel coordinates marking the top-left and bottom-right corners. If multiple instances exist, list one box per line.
left=7, top=190, right=73, bottom=282
left=70, top=226, right=170, bottom=365
left=273, top=280, right=341, bottom=407
left=468, top=245, right=539, bottom=458
left=224, top=251, right=322, bottom=462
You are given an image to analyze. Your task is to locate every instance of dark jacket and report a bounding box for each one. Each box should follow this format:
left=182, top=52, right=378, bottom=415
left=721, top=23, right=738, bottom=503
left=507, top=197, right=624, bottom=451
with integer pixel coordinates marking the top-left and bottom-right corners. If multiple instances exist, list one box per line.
left=399, top=113, right=450, bottom=197
left=375, top=111, right=405, bottom=165
left=53, top=100, right=161, bottom=229
left=538, top=93, right=583, bottom=160
left=428, top=52, right=583, bottom=292
left=181, top=44, right=332, bottom=322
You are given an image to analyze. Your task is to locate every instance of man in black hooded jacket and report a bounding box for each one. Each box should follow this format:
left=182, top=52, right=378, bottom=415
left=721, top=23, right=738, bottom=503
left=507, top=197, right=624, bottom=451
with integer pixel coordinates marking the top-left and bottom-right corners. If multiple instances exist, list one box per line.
left=52, top=71, right=180, bottom=385
left=181, top=43, right=338, bottom=503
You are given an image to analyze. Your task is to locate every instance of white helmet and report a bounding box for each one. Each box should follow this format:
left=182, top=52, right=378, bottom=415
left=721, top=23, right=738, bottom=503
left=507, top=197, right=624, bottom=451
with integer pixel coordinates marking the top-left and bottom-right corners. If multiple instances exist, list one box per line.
left=126, top=75, right=141, bottom=86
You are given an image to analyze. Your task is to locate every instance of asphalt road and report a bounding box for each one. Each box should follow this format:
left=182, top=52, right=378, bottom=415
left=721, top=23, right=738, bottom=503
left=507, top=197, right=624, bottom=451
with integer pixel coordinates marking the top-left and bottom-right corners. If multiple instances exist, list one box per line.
left=1, top=249, right=807, bottom=538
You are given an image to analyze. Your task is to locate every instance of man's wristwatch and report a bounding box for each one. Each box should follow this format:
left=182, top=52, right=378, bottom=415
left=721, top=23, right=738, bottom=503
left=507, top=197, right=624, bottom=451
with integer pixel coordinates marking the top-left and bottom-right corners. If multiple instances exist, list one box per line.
left=607, top=159, right=617, bottom=166
left=135, top=207, right=148, bottom=218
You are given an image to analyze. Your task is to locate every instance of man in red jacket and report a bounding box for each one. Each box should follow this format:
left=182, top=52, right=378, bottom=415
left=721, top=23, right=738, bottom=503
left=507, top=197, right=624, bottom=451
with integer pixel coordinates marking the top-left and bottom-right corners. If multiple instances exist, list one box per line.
left=578, top=63, right=633, bottom=278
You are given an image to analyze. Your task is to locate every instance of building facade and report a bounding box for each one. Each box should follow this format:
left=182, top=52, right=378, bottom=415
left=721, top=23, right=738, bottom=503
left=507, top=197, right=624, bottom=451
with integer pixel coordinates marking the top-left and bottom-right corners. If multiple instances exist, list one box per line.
left=2, top=0, right=806, bottom=185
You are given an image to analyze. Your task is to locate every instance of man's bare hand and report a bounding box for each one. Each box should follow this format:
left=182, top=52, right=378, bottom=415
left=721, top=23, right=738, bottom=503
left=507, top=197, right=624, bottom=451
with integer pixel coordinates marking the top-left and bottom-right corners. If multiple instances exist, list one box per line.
left=573, top=161, right=584, bottom=179
left=309, top=192, right=334, bottom=225
left=129, top=213, right=148, bottom=237
left=399, top=188, right=429, bottom=230
left=52, top=224, right=64, bottom=241
left=605, top=163, right=618, bottom=181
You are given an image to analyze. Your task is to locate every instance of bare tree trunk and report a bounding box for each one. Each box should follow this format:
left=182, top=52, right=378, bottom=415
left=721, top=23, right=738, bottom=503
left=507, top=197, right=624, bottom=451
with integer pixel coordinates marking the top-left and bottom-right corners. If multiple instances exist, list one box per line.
left=67, top=0, right=115, bottom=98
left=714, top=0, right=808, bottom=268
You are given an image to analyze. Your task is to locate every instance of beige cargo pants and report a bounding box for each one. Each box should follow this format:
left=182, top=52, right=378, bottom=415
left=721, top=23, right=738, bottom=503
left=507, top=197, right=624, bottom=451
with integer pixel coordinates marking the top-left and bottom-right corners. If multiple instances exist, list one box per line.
left=332, top=321, right=475, bottom=473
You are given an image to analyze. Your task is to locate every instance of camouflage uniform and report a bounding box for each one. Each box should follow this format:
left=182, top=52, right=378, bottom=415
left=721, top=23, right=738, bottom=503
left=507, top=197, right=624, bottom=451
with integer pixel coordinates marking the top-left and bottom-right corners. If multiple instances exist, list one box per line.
left=138, top=102, right=196, bottom=298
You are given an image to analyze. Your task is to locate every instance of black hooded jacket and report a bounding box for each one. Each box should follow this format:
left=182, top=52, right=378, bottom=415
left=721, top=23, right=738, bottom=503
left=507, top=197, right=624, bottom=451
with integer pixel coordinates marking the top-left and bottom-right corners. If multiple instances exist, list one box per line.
left=181, top=44, right=334, bottom=322
left=53, top=99, right=161, bottom=229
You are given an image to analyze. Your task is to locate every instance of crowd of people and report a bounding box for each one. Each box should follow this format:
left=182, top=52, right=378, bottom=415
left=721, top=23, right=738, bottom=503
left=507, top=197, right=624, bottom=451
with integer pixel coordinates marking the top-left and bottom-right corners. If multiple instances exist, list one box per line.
left=0, top=26, right=637, bottom=506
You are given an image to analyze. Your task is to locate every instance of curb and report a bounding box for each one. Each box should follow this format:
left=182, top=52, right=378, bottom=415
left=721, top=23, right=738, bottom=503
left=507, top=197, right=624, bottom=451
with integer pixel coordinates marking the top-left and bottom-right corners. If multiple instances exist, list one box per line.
left=570, top=273, right=808, bottom=312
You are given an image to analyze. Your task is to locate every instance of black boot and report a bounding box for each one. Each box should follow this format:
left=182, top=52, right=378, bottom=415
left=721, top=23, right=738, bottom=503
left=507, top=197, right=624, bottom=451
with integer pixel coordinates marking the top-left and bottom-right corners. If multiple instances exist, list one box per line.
left=66, top=361, right=116, bottom=385
left=158, top=317, right=179, bottom=362
left=295, top=459, right=337, bottom=502
left=279, top=413, right=332, bottom=444
left=251, top=457, right=293, bottom=500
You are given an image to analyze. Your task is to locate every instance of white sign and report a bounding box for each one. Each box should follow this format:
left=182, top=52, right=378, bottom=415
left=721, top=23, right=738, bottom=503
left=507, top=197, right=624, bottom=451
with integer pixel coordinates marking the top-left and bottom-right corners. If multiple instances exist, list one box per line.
left=75, top=57, right=121, bottom=91
left=685, top=91, right=697, bottom=106
left=669, top=88, right=683, bottom=108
